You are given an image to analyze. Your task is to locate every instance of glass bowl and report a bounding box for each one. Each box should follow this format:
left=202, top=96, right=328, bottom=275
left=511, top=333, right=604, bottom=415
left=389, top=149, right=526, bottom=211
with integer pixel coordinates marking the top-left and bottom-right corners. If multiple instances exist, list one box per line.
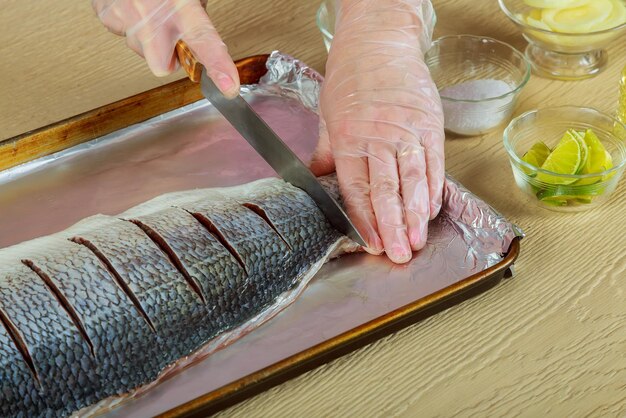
left=316, top=0, right=436, bottom=52
left=424, top=35, right=530, bottom=136
left=504, top=106, right=626, bottom=212
left=316, top=0, right=335, bottom=52
left=498, top=0, right=626, bottom=80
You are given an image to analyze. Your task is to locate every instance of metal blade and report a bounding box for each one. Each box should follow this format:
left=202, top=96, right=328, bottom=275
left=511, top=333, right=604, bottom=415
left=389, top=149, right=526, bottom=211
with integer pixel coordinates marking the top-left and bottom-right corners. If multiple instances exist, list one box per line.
left=200, top=69, right=365, bottom=246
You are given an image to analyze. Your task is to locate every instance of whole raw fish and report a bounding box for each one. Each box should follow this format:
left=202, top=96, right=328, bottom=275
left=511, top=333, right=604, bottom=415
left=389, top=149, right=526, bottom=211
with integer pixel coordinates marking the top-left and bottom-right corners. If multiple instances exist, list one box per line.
left=0, top=176, right=354, bottom=417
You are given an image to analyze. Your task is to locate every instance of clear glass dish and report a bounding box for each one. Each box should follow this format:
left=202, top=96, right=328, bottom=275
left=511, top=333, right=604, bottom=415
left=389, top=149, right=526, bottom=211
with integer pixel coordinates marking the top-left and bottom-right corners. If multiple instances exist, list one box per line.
left=424, top=35, right=530, bottom=136
left=316, top=0, right=335, bottom=52
left=504, top=106, right=626, bottom=212
left=315, top=0, right=436, bottom=52
left=498, top=0, right=626, bottom=80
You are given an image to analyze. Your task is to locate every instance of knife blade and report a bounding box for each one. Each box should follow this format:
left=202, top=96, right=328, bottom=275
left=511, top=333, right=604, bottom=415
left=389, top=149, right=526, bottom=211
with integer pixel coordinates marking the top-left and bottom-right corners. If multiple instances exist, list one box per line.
left=174, top=42, right=365, bottom=246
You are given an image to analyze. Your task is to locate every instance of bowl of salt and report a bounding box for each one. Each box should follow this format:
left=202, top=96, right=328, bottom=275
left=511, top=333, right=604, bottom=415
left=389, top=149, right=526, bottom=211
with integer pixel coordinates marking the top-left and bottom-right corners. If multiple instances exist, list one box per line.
left=425, top=35, right=531, bottom=136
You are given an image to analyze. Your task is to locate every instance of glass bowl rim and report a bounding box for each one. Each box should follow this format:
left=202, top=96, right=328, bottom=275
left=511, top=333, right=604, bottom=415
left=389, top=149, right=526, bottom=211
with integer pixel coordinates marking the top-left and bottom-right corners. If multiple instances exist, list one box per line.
left=426, top=34, right=531, bottom=103
left=498, top=0, right=626, bottom=36
left=316, top=0, right=439, bottom=42
left=316, top=1, right=335, bottom=41
left=503, top=105, right=626, bottom=179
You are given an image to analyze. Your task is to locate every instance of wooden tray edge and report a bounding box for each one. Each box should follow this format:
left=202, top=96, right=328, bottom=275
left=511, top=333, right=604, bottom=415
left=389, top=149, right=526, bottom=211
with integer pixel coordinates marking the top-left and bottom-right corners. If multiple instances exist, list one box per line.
left=0, top=55, right=270, bottom=172
left=159, top=238, right=521, bottom=418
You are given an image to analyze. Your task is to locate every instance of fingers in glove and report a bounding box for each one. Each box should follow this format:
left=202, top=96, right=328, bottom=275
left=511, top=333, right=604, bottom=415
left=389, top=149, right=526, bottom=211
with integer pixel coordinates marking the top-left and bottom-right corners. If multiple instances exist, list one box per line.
left=334, top=153, right=384, bottom=255
left=368, top=142, right=412, bottom=264
left=138, top=23, right=180, bottom=76
left=423, top=130, right=445, bottom=219
left=310, top=119, right=336, bottom=176
left=122, top=0, right=189, bottom=76
left=177, top=2, right=240, bottom=97
left=397, top=141, right=430, bottom=251
left=92, top=0, right=128, bottom=36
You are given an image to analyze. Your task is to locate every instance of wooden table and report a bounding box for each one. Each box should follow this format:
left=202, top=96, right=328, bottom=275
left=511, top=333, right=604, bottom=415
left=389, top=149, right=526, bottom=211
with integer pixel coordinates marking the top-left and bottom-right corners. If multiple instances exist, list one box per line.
left=1, top=1, right=625, bottom=416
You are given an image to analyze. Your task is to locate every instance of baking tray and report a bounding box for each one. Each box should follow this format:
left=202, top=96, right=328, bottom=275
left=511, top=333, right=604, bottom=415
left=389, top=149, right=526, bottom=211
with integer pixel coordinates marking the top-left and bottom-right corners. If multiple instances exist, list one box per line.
left=0, top=54, right=520, bottom=417
left=162, top=244, right=519, bottom=418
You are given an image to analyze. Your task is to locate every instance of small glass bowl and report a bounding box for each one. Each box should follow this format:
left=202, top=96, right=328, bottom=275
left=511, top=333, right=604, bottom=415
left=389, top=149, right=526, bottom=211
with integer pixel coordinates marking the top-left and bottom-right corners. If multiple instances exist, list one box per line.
left=499, top=0, right=626, bottom=80
left=316, top=0, right=335, bottom=52
left=424, top=35, right=530, bottom=136
left=504, top=106, right=626, bottom=212
left=316, top=0, right=436, bottom=52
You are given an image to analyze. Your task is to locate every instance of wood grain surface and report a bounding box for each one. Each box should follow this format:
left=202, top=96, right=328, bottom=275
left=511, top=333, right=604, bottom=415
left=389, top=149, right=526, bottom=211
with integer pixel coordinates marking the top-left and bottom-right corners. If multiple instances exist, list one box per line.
left=1, top=0, right=625, bottom=417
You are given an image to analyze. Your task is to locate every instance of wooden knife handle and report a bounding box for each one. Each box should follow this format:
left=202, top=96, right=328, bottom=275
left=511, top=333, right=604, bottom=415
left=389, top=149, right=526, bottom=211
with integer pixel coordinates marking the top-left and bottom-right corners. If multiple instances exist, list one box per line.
left=175, top=41, right=202, bottom=83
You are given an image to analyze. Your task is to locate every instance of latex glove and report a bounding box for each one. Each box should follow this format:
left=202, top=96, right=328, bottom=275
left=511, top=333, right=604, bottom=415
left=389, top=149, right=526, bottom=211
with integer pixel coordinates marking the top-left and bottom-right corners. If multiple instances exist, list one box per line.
left=310, top=0, right=444, bottom=264
left=92, top=0, right=240, bottom=98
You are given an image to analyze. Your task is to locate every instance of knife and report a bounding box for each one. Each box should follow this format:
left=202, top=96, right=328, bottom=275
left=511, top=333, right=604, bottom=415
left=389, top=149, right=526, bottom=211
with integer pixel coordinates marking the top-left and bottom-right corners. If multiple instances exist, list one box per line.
left=175, top=42, right=366, bottom=246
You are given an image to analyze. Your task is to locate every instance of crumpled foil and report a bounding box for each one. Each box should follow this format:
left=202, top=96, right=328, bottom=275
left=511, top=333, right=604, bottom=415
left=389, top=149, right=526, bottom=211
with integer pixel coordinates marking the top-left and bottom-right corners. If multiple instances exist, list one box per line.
left=255, top=51, right=523, bottom=265
left=0, top=51, right=522, bottom=417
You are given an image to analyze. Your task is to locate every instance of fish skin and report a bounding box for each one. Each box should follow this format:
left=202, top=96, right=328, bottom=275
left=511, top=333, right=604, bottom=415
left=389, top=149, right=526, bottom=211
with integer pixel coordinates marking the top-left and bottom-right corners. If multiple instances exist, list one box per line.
left=0, top=306, right=48, bottom=418
left=71, top=218, right=210, bottom=360
left=0, top=262, right=97, bottom=416
left=0, top=176, right=346, bottom=417
left=19, top=236, right=161, bottom=415
left=124, top=206, right=249, bottom=328
left=180, top=197, right=295, bottom=321
left=237, top=179, right=343, bottom=270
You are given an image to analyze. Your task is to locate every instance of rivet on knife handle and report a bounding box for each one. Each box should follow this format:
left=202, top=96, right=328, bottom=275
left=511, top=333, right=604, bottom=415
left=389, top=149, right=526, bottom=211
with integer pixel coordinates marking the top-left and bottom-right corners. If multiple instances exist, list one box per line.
left=175, top=41, right=202, bottom=83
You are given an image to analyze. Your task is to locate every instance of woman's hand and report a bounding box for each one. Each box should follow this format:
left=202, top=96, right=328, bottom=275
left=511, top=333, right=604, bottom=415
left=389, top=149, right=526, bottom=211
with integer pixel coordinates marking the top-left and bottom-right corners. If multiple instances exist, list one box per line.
left=311, top=0, right=444, bottom=264
left=92, top=0, right=239, bottom=98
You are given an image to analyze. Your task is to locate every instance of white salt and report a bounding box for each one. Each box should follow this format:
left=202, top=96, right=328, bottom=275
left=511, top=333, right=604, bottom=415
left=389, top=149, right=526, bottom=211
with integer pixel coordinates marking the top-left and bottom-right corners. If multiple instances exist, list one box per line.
left=439, top=79, right=516, bottom=136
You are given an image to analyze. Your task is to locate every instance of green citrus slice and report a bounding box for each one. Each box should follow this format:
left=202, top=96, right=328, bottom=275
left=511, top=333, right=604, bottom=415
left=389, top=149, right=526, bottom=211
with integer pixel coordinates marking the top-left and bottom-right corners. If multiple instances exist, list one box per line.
left=521, top=141, right=551, bottom=175
left=570, top=130, right=589, bottom=174
left=536, top=182, right=604, bottom=204
left=539, top=196, right=593, bottom=206
left=537, top=130, right=583, bottom=185
left=575, top=129, right=612, bottom=185
left=602, top=151, right=615, bottom=181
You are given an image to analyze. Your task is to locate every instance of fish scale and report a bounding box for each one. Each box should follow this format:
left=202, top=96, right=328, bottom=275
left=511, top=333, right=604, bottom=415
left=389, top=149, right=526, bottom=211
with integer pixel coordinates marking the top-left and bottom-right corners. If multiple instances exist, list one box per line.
left=182, top=198, right=292, bottom=272
left=0, top=262, right=97, bottom=414
left=21, top=237, right=161, bottom=415
left=181, top=197, right=294, bottom=326
left=0, top=310, right=48, bottom=418
left=0, top=176, right=350, bottom=417
left=240, top=181, right=342, bottom=271
left=124, top=207, right=247, bottom=328
left=72, top=217, right=210, bottom=358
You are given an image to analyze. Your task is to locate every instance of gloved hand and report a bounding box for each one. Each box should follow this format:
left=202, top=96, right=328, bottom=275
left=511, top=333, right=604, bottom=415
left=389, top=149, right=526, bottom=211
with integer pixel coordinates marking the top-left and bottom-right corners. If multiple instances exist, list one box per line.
left=92, top=0, right=240, bottom=98
left=310, top=0, right=444, bottom=264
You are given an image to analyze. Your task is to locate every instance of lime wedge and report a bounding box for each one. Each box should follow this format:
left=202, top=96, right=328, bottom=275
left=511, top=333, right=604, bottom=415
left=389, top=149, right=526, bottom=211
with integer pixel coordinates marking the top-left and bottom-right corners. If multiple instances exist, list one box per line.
left=541, top=196, right=594, bottom=206
left=541, top=198, right=569, bottom=207
left=536, top=182, right=604, bottom=205
left=569, top=130, right=588, bottom=174
left=575, top=129, right=612, bottom=185
left=540, top=196, right=592, bottom=206
left=538, top=190, right=597, bottom=201
left=537, top=130, right=583, bottom=185
left=602, top=150, right=615, bottom=181
left=521, top=141, right=551, bottom=175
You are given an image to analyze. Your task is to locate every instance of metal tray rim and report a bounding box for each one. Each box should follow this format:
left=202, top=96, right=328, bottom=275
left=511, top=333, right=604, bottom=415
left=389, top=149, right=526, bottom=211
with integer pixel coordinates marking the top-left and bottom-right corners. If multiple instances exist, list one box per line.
left=158, top=238, right=520, bottom=418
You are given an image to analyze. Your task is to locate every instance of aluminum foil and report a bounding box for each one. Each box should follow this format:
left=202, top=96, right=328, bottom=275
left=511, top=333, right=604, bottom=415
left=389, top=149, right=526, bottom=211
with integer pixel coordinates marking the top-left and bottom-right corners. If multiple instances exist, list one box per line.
left=0, top=52, right=522, bottom=417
